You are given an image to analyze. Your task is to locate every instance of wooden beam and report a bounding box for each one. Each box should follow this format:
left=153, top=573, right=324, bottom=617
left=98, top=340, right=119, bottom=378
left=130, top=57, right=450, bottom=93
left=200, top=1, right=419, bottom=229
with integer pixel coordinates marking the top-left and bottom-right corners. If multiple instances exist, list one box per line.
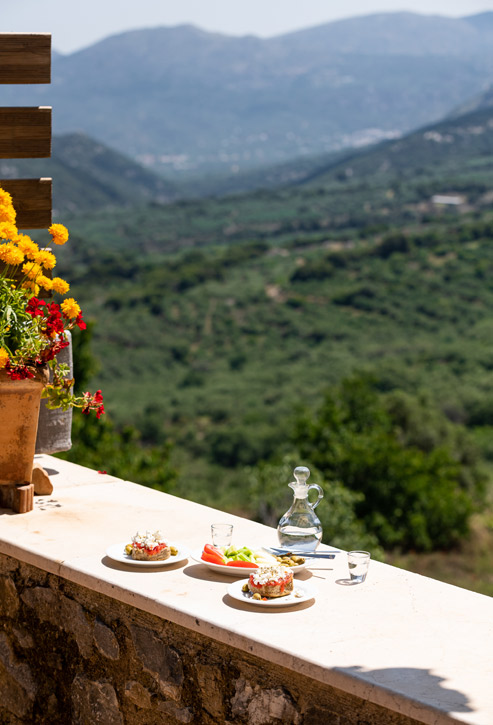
left=0, top=178, right=52, bottom=228
left=0, top=34, right=51, bottom=84
left=0, top=107, right=51, bottom=158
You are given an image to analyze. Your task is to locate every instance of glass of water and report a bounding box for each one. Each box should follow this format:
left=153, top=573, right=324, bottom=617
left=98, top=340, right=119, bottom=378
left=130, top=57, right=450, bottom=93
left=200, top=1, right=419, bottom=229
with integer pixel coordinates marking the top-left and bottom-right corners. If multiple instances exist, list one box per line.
left=211, top=523, right=233, bottom=548
left=347, top=551, right=371, bottom=583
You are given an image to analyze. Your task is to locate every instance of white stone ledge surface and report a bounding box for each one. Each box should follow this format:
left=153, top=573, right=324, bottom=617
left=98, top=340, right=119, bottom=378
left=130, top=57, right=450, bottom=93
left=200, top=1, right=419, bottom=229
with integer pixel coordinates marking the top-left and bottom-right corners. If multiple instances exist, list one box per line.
left=0, top=454, right=492, bottom=725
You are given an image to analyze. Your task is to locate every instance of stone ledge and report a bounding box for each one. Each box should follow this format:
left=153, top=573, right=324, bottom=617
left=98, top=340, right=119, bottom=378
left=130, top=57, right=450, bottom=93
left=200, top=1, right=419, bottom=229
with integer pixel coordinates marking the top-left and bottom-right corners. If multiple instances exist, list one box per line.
left=0, top=553, right=427, bottom=725
left=0, top=454, right=491, bottom=725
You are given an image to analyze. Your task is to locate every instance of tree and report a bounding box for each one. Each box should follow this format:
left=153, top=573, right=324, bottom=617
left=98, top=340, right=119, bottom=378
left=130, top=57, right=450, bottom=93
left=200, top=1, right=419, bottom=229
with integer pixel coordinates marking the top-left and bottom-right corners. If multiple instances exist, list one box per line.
left=58, top=414, right=177, bottom=493
left=292, top=375, right=483, bottom=551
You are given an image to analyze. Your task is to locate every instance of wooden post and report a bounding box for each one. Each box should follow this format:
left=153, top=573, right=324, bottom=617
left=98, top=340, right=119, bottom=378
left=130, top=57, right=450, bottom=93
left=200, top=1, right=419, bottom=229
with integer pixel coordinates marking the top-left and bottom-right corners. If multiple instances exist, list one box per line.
left=0, top=34, right=51, bottom=84
left=0, top=178, right=52, bottom=228
left=0, top=34, right=52, bottom=228
left=0, top=106, right=52, bottom=158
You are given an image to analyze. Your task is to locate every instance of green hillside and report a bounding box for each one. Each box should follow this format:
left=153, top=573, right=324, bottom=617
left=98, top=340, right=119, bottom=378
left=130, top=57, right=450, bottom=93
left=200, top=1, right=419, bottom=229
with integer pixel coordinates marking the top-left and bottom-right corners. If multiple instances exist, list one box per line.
left=0, top=133, right=177, bottom=214
left=192, top=103, right=493, bottom=198
left=55, top=102, right=493, bottom=431
left=47, top=102, right=493, bottom=591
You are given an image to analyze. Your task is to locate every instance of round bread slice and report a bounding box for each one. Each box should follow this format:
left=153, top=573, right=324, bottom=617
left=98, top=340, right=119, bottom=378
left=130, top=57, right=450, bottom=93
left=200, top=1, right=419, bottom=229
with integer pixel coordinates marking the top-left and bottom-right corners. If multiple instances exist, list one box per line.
left=131, top=543, right=170, bottom=561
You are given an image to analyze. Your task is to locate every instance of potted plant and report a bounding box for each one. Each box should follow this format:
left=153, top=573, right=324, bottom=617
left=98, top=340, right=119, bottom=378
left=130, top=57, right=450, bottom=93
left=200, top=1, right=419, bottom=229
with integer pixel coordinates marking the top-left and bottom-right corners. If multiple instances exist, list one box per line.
left=0, top=186, right=104, bottom=512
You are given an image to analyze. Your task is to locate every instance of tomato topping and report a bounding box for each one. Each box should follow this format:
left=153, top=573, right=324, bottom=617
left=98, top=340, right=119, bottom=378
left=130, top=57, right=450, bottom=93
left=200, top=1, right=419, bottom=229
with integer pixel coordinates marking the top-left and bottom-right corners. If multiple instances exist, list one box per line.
left=250, top=575, right=289, bottom=588
left=133, top=542, right=167, bottom=555
left=226, top=560, right=258, bottom=568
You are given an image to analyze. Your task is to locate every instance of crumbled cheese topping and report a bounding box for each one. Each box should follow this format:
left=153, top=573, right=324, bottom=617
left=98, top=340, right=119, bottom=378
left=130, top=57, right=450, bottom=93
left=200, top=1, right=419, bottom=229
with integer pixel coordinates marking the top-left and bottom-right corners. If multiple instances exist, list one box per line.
left=250, top=565, right=290, bottom=586
left=131, top=530, right=166, bottom=548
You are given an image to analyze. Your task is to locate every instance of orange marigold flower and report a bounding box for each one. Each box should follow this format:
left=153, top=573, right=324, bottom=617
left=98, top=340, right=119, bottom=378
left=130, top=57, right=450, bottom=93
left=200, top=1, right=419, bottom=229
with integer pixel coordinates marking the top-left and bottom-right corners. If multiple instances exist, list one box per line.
left=0, top=243, right=24, bottom=266
left=51, top=277, right=70, bottom=294
left=16, top=235, right=39, bottom=259
left=0, top=193, right=15, bottom=224
left=61, top=298, right=81, bottom=319
left=35, top=249, right=56, bottom=270
left=0, top=221, right=17, bottom=240
left=37, top=275, right=53, bottom=291
left=0, top=348, right=9, bottom=369
left=0, top=207, right=16, bottom=225
left=22, top=262, right=42, bottom=280
left=0, top=188, right=13, bottom=206
left=49, top=223, right=69, bottom=246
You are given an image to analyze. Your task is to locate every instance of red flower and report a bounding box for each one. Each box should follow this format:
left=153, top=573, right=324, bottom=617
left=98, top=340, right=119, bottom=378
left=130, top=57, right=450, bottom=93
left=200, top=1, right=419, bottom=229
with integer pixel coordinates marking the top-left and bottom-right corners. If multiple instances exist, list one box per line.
left=75, top=312, right=86, bottom=330
left=26, top=297, right=46, bottom=317
left=5, top=362, right=35, bottom=380
left=36, top=338, right=70, bottom=363
left=81, top=390, right=105, bottom=418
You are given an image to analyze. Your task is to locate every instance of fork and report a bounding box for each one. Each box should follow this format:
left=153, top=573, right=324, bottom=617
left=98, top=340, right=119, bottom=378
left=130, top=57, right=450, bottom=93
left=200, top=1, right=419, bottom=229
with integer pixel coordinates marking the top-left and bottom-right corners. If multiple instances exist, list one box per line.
left=266, top=547, right=339, bottom=560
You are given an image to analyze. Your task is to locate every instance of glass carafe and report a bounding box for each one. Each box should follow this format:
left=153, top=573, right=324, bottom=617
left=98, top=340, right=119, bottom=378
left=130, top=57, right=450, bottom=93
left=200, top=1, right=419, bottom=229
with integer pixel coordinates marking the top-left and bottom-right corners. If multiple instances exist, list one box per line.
left=277, top=466, right=323, bottom=552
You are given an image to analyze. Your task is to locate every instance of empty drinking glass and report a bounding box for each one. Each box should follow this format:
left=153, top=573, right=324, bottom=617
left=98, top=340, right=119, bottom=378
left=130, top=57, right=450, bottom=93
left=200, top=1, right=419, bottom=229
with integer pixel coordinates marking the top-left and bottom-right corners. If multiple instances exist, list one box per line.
left=347, top=551, right=370, bottom=583
left=211, top=523, right=233, bottom=548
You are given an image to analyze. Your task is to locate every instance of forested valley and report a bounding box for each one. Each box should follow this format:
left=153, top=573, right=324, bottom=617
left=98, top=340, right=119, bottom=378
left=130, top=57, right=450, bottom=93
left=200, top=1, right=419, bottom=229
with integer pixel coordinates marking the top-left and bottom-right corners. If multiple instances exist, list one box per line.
left=53, top=104, right=493, bottom=595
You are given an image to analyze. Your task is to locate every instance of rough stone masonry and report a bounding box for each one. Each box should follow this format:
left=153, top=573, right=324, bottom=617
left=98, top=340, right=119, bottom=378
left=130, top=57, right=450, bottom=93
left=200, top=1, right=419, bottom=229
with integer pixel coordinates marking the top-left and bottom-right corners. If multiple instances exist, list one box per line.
left=0, top=552, right=423, bottom=724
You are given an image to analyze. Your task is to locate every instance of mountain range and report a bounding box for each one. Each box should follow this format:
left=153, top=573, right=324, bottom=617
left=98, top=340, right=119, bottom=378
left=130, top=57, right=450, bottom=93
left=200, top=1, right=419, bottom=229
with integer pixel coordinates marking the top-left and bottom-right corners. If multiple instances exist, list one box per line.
left=3, top=89, right=493, bottom=218
left=1, top=12, right=493, bottom=176
left=0, top=133, right=178, bottom=215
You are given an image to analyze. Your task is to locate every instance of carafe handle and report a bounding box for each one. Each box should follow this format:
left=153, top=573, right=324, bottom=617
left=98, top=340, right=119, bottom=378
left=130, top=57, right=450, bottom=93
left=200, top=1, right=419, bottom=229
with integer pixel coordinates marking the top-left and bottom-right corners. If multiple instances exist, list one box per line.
left=308, top=483, right=323, bottom=510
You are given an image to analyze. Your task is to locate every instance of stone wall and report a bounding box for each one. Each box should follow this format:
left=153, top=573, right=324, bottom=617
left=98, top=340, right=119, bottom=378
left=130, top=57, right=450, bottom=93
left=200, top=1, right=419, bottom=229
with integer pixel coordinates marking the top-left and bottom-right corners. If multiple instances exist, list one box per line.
left=0, top=553, right=423, bottom=725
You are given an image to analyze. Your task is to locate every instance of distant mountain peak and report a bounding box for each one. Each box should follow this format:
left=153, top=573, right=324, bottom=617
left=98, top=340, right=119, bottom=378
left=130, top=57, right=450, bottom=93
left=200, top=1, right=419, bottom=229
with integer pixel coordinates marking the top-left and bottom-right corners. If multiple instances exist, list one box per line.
left=464, top=10, right=493, bottom=28
left=6, top=12, right=493, bottom=179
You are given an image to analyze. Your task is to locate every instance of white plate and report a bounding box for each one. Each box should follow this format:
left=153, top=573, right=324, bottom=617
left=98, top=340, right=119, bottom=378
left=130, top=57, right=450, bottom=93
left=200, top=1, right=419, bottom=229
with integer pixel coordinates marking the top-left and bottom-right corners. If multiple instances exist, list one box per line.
left=190, top=549, right=308, bottom=576
left=106, top=542, right=189, bottom=567
left=227, top=578, right=317, bottom=607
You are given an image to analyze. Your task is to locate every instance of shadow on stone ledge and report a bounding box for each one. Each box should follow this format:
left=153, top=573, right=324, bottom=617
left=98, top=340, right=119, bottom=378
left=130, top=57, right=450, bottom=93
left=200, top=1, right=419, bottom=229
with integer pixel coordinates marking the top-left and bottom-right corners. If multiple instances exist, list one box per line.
left=338, top=665, right=472, bottom=716
left=101, top=555, right=188, bottom=573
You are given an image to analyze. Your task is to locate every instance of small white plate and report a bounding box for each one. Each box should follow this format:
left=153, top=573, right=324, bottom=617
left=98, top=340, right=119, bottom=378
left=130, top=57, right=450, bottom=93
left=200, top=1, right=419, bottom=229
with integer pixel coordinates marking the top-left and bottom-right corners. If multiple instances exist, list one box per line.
left=106, top=542, right=189, bottom=567
left=190, top=549, right=308, bottom=576
left=227, top=578, right=317, bottom=607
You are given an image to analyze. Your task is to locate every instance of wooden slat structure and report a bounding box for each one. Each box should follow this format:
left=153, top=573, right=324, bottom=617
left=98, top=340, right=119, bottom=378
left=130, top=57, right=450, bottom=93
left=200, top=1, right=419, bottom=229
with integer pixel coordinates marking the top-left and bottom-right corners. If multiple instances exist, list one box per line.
left=0, top=33, right=52, bottom=229
left=0, top=34, right=51, bottom=84
left=0, top=107, right=51, bottom=158
left=0, top=178, right=52, bottom=228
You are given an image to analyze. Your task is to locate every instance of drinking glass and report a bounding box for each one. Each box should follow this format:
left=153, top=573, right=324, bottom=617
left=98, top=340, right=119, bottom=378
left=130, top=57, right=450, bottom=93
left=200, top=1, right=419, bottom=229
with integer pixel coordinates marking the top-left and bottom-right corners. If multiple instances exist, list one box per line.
left=211, top=523, right=233, bottom=548
left=347, top=551, right=370, bottom=583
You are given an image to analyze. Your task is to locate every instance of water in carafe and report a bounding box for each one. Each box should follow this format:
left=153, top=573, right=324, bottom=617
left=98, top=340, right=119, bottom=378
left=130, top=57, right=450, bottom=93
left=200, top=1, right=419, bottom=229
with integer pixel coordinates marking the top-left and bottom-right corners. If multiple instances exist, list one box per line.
left=277, top=466, right=323, bottom=552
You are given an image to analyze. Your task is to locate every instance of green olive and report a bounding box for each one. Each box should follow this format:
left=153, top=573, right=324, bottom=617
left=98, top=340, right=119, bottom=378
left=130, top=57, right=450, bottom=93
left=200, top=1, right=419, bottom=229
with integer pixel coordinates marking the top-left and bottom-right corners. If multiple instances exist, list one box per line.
left=252, top=593, right=262, bottom=600
left=242, top=583, right=249, bottom=593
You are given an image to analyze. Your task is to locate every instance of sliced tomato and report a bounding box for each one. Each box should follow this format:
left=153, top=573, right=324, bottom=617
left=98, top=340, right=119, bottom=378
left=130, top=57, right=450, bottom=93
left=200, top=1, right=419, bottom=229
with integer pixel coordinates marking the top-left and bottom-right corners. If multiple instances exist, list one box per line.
left=226, top=560, right=258, bottom=568
left=204, top=543, right=223, bottom=556
left=202, top=552, right=225, bottom=565
left=201, top=544, right=226, bottom=565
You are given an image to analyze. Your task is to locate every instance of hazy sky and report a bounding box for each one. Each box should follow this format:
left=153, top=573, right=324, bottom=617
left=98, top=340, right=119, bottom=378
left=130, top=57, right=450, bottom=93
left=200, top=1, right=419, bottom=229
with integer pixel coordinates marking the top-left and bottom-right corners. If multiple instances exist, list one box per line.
left=4, top=0, right=493, bottom=54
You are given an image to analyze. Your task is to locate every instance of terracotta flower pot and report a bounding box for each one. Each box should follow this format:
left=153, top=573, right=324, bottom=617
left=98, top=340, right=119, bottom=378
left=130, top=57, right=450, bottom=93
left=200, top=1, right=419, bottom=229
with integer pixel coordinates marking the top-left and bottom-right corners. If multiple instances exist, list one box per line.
left=0, top=367, right=48, bottom=513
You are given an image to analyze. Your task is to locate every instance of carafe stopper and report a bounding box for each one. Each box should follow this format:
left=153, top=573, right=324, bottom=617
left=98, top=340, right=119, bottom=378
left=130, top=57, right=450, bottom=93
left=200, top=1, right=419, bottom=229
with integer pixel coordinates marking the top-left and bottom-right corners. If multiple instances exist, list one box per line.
left=294, top=466, right=310, bottom=483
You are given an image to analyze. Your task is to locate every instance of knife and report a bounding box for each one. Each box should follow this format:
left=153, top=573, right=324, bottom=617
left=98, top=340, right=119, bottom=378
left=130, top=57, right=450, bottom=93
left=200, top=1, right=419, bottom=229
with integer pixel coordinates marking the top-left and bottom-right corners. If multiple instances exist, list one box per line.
left=266, top=547, right=339, bottom=559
